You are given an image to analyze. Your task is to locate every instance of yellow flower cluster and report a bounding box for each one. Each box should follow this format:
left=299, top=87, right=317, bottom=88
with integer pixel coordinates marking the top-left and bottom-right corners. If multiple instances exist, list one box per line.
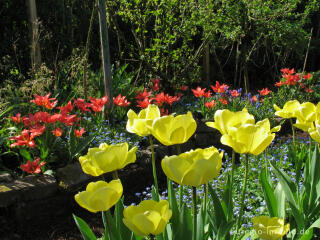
left=206, top=108, right=280, bottom=155
left=274, top=100, right=320, bottom=143
left=74, top=104, right=293, bottom=238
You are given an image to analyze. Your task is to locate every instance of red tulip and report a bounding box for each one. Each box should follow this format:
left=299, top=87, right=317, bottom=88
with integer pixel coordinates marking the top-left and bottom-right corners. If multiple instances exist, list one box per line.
left=74, top=128, right=85, bottom=138
left=52, top=127, right=63, bottom=137
left=20, top=158, right=45, bottom=174
left=258, top=88, right=272, bottom=96
left=30, top=93, right=58, bottom=109
left=211, top=81, right=229, bottom=93
left=89, top=96, right=108, bottom=112
left=192, top=87, right=206, bottom=98
left=113, top=94, right=131, bottom=107
left=205, top=100, right=215, bottom=108
left=11, top=113, right=21, bottom=123
left=10, top=129, right=36, bottom=148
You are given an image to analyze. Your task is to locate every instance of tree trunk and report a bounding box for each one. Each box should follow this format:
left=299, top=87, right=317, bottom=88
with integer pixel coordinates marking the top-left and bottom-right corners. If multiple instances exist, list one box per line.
left=241, top=40, right=250, bottom=94
left=97, top=0, right=113, bottom=112
left=234, top=41, right=240, bottom=87
left=26, top=0, right=41, bottom=71
left=83, top=2, right=96, bottom=100
left=203, top=43, right=210, bottom=82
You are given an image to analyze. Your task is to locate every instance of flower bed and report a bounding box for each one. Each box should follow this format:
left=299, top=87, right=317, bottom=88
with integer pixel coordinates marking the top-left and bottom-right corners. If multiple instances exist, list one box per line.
left=1, top=68, right=320, bottom=239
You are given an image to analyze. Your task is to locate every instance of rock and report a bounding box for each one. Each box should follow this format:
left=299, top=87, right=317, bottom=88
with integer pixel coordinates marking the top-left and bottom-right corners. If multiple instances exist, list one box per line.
left=55, top=162, right=94, bottom=191
left=0, top=174, right=57, bottom=207
left=137, top=149, right=152, bottom=165
left=0, top=173, right=12, bottom=183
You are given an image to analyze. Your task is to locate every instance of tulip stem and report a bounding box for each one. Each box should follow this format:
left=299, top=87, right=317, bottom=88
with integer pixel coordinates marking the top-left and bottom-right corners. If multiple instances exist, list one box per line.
left=112, top=170, right=119, bottom=180
left=102, top=211, right=112, bottom=240
left=176, top=144, right=184, bottom=208
left=228, top=150, right=236, bottom=221
left=192, top=186, right=197, bottom=240
left=290, top=119, right=296, bottom=146
left=149, top=135, right=160, bottom=201
left=236, top=154, right=249, bottom=235
left=203, top=183, right=207, bottom=218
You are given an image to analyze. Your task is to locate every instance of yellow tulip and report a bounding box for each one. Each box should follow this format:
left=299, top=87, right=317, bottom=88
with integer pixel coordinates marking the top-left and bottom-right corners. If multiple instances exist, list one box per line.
left=123, top=200, right=172, bottom=237
left=75, top=179, right=123, bottom=213
left=79, top=142, right=137, bottom=176
left=308, top=120, right=320, bottom=143
left=274, top=100, right=300, bottom=119
left=161, top=147, right=223, bottom=187
left=206, top=108, right=255, bottom=135
left=220, top=119, right=276, bottom=155
left=293, top=102, right=316, bottom=131
left=252, top=216, right=290, bottom=240
left=126, top=104, right=161, bottom=137
left=148, top=111, right=197, bottom=146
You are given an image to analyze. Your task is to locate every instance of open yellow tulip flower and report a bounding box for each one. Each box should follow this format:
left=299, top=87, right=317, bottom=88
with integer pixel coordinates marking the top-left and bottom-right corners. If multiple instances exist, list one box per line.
left=220, top=119, right=277, bottom=155
left=274, top=100, right=300, bottom=119
left=123, top=199, right=172, bottom=237
left=126, top=104, right=161, bottom=137
left=75, top=179, right=123, bottom=213
left=79, top=142, right=137, bottom=176
left=308, top=120, right=320, bottom=143
left=293, top=102, right=316, bottom=131
left=252, top=216, right=290, bottom=240
left=148, top=111, right=197, bottom=146
left=206, top=108, right=255, bottom=135
left=161, top=147, right=223, bottom=187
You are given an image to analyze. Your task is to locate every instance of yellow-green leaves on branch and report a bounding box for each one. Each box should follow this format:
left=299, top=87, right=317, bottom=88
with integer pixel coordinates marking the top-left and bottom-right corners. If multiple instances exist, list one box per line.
left=123, top=199, right=172, bottom=237
left=220, top=119, right=278, bottom=155
left=252, top=216, right=290, bottom=240
left=126, top=104, right=160, bottom=137
left=205, top=108, right=254, bottom=135
left=161, top=147, right=223, bottom=187
left=149, top=111, right=197, bottom=146
left=78, top=142, right=137, bottom=176
left=75, top=179, right=123, bottom=213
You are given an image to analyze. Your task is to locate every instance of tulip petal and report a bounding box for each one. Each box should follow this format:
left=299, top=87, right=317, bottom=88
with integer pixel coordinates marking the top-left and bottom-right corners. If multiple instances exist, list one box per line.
left=75, top=180, right=123, bottom=213
left=161, top=155, right=192, bottom=185
left=123, top=200, right=171, bottom=236
left=150, top=112, right=196, bottom=146
left=161, top=147, right=223, bottom=186
left=182, top=158, right=221, bottom=187
left=123, top=218, right=147, bottom=236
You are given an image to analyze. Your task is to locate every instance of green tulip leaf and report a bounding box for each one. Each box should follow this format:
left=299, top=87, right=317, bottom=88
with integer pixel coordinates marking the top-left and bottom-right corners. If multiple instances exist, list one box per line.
left=300, top=217, right=320, bottom=240
left=176, top=203, right=193, bottom=240
left=222, top=174, right=233, bottom=220
left=196, top=206, right=205, bottom=240
left=73, top=214, right=97, bottom=240
left=216, top=220, right=235, bottom=239
left=151, top=185, right=160, bottom=202
left=274, top=182, right=286, bottom=219
left=208, top=184, right=227, bottom=227
left=115, top=199, right=132, bottom=240
left=72, top=133, right=97, bottom=159
left=270, top=161, right=298, bottom=208
left=288, top=201, right=305, bottom=231
left=300, top=228, right=313, bottom=240
left=260, top=169, right=278, bottom=217
left=167, top=179, right=179, bottom=227
left=307, top=147, right=320, bottom=212
left=19, top=148, right=32, bottom=161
